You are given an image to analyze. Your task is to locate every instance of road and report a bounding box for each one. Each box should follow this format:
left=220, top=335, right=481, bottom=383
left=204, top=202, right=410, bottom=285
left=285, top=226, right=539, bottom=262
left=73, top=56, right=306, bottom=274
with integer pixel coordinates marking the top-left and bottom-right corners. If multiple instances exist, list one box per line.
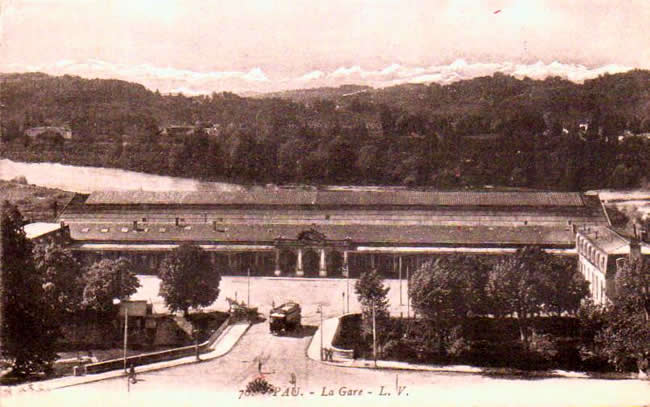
left=3, top=276, right=649, bottom=407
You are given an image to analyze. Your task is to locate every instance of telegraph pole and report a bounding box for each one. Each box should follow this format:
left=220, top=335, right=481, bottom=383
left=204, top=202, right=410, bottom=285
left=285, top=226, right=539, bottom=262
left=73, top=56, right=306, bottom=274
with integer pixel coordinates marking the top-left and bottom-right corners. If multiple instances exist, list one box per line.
left=372, top=301, right=377, bottom=367
left=399, top=256, right=403, bottom=305
left=406, top=266, right=410, bottom=319
left=247, top=268, right=250, bottom=306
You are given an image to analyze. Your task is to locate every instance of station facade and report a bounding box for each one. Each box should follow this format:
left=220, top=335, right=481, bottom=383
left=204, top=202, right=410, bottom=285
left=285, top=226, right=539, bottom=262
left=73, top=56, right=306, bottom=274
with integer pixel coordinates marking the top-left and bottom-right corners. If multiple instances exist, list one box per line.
left=58, top=189, right=609, bottom=279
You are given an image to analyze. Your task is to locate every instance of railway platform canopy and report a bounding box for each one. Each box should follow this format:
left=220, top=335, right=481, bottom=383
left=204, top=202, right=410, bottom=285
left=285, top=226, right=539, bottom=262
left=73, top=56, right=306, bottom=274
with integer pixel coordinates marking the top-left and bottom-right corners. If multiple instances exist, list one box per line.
left=59, top=188, right=609, bottom=277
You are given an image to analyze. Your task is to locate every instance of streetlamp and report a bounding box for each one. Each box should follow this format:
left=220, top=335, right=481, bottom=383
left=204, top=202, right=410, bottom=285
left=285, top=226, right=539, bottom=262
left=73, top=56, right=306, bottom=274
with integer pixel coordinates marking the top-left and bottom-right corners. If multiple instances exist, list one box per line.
left=193, top=327, right=200, bottom=361
left=186, top=299, right=200, bottom=361
left=372, top=301, right=377, bottom=367
left=317, top=304, right=323, bottom=360
left=112, top=298, right=128, bottom=373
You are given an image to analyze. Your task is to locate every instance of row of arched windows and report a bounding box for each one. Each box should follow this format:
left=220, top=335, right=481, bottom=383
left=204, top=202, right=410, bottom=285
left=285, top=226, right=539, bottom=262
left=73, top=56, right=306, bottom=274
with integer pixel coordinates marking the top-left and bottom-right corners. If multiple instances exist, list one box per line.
left=576, top=235, right=607, bottom=271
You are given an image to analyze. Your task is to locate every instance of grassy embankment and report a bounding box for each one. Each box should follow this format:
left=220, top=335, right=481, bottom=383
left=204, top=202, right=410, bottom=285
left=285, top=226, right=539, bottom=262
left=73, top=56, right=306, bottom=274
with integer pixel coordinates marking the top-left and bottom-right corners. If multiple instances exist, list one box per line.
left=0, top=179, right=75, bottom=222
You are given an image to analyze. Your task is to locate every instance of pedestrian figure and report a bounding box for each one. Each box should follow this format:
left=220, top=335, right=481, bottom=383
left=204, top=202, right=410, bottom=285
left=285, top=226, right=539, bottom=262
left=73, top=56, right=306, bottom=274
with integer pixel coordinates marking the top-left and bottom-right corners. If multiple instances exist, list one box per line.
left=128, top=364, right=137, bottom=384
left=258, top=360, right=262, bottom=374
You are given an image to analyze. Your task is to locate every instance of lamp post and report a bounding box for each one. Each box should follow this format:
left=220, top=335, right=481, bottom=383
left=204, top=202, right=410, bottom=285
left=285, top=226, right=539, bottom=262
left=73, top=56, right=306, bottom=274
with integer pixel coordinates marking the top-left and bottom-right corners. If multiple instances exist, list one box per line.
left=112, top=298, right=128, bottom=373
left=372, top=301, right=377, bottom=367
left=346, top=270, right=350, bottom=313
left=194, top=327, right=200, bottom=361
left=317, top=304, right=323, bottom=360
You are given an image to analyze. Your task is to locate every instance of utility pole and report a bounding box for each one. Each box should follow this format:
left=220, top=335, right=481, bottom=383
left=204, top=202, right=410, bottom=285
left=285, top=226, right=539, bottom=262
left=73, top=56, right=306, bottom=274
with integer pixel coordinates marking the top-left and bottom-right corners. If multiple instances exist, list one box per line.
left=318, top=304, right=323, bottom=360
left=247, top=268, right=250, bottom=306
left=372, top=301, right=377, bottom=367
left=124, top=305, right=128, bottom=372
left=399, top=256, right=403, bottom=305
left=346, top=268, right=350, bottom=313
left=406, top=266, right=410, bottom=319
left=194, top=327, right=200, bottom=361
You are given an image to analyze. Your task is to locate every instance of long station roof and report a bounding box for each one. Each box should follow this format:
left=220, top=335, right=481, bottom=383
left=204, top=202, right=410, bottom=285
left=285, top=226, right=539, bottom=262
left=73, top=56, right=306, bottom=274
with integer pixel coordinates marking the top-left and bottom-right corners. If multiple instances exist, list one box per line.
left=84, top=190, right=587, bottom=207
left=67, top=222, right=574, bottom=247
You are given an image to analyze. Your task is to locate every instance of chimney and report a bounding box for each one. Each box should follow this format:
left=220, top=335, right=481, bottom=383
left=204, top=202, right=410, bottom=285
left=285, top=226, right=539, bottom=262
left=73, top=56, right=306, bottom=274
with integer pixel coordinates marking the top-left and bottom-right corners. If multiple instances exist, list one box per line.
left=640, top=220, right=649, bottom=243
left=630, top=237, right=642, bottom=263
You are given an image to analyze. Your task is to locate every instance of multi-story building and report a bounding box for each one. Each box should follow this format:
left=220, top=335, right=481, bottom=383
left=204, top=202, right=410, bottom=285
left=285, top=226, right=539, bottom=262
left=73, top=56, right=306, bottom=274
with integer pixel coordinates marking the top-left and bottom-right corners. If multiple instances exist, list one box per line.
left=576, top=225, right=649, bottom=304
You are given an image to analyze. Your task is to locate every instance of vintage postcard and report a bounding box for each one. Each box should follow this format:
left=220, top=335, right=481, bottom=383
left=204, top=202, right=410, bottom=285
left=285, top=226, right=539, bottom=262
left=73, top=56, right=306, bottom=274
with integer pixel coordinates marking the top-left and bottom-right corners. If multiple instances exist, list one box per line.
left=1, top=1, right=649, bottom=406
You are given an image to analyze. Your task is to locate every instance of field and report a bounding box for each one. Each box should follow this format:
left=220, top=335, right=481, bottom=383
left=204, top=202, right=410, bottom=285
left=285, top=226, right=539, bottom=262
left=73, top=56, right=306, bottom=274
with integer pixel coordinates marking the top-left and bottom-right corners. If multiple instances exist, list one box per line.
left=0, top=179, right=75, bottom=222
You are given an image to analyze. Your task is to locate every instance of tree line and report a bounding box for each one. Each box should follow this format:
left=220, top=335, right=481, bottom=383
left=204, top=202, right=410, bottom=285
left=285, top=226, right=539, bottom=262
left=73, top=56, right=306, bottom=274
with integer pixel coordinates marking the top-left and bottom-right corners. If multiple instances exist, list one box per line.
left=354, top=248, right=649, bottom=374
left=1, top=70, right=649, bottom=190
left=0, top=201, right=220, bottom=380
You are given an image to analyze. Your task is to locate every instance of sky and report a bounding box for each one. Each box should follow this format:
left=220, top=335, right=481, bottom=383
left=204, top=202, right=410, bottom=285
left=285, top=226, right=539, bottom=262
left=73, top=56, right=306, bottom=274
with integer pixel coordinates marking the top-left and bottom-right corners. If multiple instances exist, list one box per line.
left=0, top=0, right=649, bottom=94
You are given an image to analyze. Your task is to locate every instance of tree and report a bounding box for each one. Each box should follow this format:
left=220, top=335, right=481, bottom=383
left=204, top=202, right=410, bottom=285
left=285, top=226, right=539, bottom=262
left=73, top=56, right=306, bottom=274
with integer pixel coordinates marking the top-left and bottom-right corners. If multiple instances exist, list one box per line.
left=595, top=258, right=649, bottom=375
left=82, top=257, right=141, bottom=313
left=0, top=201, right=57, bottom=376
left=354, top=269, right=390, bottom=344
left=159, top=244, right=221, bottom=316
left=357, top=144, right=380, bottom=184
left=486, top=246, right=552, bottom=348
left=34, top=243, right=85, bottom=316
left=542, top=258, right=589, bottom=316
left=409, top=257, right=472, bottom=354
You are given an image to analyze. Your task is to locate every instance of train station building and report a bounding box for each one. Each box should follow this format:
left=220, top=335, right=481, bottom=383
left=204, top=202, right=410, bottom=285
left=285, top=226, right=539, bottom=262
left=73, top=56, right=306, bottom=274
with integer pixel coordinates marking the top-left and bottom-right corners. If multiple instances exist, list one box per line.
left=57, top=189, right=609, bottom=278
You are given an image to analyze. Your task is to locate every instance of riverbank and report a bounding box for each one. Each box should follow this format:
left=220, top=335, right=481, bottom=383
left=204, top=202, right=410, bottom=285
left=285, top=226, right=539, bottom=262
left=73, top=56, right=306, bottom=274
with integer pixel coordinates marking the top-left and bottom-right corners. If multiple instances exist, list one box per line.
left=0, top=158, right=242, bottom=193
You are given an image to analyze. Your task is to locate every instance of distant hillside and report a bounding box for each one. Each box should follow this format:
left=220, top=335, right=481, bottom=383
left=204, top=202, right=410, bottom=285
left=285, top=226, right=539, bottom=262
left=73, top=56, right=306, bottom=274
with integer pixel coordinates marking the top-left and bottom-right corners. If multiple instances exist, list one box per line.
left=1, top=70, right=649, bottom=191
left=259, top=85, right=372, bottom=103
left=2, top=70, right=649, bottom=141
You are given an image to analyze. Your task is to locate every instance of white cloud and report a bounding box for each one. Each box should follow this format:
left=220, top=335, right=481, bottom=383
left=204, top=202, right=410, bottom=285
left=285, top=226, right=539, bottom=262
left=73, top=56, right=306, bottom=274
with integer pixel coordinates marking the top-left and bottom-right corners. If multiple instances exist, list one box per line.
left=298, top=70, right=325, bottom=81
left=293, top=59, right=634, bottom=90
left=0, top=58, right=635, bottom=94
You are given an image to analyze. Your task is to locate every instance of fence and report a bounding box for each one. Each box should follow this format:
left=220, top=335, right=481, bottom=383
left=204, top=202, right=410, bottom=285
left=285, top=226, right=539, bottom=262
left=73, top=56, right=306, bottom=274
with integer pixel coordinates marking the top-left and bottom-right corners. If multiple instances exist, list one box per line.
left=84, top=316, right=231, bottom=375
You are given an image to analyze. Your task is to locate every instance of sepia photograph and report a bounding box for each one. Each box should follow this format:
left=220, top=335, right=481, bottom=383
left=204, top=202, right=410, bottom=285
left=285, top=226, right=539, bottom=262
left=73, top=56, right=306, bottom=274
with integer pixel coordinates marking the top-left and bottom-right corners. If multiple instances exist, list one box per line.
left=0, top=1, right=649, bottom=406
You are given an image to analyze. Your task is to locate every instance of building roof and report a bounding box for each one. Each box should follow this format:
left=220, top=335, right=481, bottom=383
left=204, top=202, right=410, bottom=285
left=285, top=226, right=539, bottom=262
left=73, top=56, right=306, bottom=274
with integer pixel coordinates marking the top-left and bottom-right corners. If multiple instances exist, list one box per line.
left=84, top=190, right=586, bottom=208
left=578, top=226, right=650, bottom=255
left=24, top=222, right=62, bottom=239
left=68, top=222, right=573, bottom=247
left=579, top=226, right=629, bottom=254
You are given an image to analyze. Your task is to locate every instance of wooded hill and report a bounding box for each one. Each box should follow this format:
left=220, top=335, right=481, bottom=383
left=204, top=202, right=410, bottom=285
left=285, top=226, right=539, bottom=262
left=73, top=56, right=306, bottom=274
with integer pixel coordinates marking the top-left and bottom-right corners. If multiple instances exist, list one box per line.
left=1, top=70, right=649, bottom=190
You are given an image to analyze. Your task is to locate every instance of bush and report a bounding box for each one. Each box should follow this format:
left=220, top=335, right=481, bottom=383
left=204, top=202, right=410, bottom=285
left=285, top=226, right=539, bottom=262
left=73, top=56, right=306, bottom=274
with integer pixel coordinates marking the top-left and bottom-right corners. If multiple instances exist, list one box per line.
left=10, top=175, right=28, bottom=184
left=245, top=377, right=275, bottom=395
left=529, top=331, right=559, bottom=361
left=446, top=326, right=470, bottom=358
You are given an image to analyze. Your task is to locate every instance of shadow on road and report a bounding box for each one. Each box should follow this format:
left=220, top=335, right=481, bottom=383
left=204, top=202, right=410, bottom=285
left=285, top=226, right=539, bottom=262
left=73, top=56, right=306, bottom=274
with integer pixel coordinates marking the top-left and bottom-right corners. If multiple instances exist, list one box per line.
left=269, top=325, right=318, bottom=339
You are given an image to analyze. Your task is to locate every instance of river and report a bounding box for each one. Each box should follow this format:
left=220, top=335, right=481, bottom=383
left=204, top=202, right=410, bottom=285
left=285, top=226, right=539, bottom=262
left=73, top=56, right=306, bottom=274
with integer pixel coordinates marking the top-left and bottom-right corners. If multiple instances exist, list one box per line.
left=0, top=158, right=243, bottom=193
